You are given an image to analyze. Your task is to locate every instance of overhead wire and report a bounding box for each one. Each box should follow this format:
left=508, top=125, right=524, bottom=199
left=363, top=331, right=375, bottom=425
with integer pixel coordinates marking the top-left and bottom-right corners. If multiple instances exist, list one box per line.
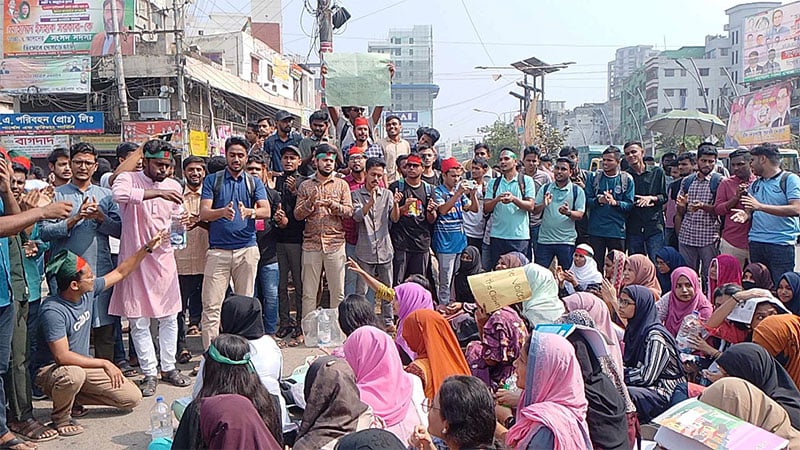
left=347, top=0, right=409, bottom=23
left=459, top=0, right=494, bottom=66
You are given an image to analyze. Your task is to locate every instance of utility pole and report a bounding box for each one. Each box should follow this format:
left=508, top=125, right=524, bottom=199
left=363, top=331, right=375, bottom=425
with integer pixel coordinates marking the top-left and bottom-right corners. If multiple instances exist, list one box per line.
left=110, top=0, right=129, bottom=121
left=174, top=0, right=188, bottom=155
left=317, top=0, right=333, bottom=106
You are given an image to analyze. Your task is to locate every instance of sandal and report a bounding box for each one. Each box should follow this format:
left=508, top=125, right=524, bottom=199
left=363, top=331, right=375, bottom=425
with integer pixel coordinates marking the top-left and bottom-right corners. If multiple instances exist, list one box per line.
left=177, top=349, right=192, bottom=364
left=116, top=360, right=138, bottom=378
left=8, top=418, right=57, bottom=442
left=0, top=436, right=36, bottom=449
left=288, top=334, right=304, bottom=347
left=275, top=326, right=292, bottom=339
left=161, top=369, right=191, bottom=387
left=140, top=375, right=158, bottom=397
left=71, top=404, right=88, bottom=418
left=276, top=340, right=288, bottom=349
left=50, top=419, right=84, bottom=437
left=290, top=326, right=303, bottom=339
left=186, top=325, right=200, bottom=336
left=190, top=365, right=200, bottom=377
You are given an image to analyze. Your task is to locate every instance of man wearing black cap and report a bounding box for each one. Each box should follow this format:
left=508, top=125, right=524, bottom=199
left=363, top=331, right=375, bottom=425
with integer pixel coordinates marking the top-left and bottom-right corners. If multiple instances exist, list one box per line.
left=262, top=110, right=302, bottom=173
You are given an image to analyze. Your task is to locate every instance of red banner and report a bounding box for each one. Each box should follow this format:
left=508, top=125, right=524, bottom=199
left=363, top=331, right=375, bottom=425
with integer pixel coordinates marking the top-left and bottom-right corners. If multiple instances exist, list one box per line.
left=121, top=120, right=184, bottom=148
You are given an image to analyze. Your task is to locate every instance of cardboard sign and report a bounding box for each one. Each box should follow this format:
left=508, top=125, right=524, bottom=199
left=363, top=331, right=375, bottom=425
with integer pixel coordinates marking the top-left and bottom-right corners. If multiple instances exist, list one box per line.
left=468, top=267, right=531, bottom=313
left=324, top=53, right=392, bottom=107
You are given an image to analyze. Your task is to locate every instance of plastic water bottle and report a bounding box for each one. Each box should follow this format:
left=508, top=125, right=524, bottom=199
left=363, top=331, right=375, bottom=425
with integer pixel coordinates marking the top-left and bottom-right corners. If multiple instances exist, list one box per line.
left=676, top=310, right=702, bottom=353
left=149, top=396, right=172, bottom=440
left=502, top=373, right=519, bottom=392
left=170, top=209, right=187, bottom=250
left=317, top=310, right=332, bottom=347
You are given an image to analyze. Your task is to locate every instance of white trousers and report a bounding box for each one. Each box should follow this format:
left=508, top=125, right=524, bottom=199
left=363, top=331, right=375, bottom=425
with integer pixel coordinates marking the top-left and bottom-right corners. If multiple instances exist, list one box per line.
left=129, top=315, right=178, bottom=377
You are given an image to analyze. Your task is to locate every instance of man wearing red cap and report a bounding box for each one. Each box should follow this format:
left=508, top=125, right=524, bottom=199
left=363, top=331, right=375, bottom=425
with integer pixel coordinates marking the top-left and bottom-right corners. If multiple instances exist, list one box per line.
left=342, top=145, right=367, bottom=297
left=433, top=158, right=478, bottom=304
left=344, top=117, right=383, bottom=163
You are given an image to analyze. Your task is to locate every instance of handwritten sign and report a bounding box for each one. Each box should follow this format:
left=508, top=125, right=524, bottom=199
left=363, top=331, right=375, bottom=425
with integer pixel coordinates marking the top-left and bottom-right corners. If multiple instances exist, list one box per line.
left=468, top=267, right=532, bottom=313
left=324, top=53, right=392, bottom=107
left=189, top=130, right=208, bottom=157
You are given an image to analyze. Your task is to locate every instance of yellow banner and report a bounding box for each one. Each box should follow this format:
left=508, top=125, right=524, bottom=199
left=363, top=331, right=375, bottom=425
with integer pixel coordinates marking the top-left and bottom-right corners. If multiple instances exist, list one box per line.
left=468, top=268, right=532, bottom=313
left=189, top=130, right=208, bottom=157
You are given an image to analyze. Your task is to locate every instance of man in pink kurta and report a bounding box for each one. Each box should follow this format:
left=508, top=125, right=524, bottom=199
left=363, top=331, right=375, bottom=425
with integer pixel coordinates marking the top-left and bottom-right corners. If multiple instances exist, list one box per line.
left=110, top=140, right=190, bottom=397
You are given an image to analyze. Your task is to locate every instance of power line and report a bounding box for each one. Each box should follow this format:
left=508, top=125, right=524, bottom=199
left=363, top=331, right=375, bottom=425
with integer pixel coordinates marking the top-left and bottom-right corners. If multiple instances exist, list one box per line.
left=434, top=79, right=519, bottom=111
left=347, top=0, right=410, bottom=23
left=460, top=0, right=494, bottom=65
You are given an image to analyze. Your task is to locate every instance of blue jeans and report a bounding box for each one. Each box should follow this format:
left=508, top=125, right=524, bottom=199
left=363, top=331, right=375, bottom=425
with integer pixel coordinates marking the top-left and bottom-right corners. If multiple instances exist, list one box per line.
left=534, top=243, right=574, bottom=269
left=344, top=244, right=358, bottom=297
left=749, top=241, right=796, bottom=287
left=0, top=303, right=15, bottom=434
left=481, top=242, right=493, bottom=272
left=489, top=238, right=529, bottom=270
left=627, top=232, right=666, bottom=263
left=528, top=225, right=540, bottom=261
left=257, top=262, right=280, bottom=335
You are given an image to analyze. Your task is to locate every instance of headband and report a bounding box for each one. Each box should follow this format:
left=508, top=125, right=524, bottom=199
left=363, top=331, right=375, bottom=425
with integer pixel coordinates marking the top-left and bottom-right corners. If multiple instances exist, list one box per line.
left=206, top=344, right=255, bottom=373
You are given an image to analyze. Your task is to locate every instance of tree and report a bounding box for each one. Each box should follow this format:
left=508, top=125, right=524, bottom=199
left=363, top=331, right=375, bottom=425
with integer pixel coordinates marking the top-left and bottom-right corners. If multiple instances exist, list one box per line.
left=531, top=121, right=571, bottom=157
left=478, top=120, right=519, bottom=161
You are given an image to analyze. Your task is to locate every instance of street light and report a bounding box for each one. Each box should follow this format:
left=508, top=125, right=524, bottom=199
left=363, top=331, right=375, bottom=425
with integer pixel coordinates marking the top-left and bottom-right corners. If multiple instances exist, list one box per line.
left=473, top=108, right=501, bottom=122
left=674, top=59, right=710, bottom=112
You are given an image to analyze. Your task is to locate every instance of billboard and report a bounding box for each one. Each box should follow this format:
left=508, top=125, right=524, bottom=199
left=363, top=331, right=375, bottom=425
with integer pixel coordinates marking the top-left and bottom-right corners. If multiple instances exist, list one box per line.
left=0, top=112, right=103, bottom=135
left=0, top=134, right=68, bottom=157
left=725, top=81, right=792, bottom=147
left=743, top=2, right=800, bottom=83
left=3, top=0, right=135, bottom=57
left=0, top=57, right=91, bottom=94
left=122, top=120, right=184, bottom=148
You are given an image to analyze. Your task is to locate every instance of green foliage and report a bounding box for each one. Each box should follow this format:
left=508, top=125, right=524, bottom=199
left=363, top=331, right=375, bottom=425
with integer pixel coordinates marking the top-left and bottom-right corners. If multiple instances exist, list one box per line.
left=478, top=121, right=519, bottom=161
left=532, top=121, right=571, bottom=157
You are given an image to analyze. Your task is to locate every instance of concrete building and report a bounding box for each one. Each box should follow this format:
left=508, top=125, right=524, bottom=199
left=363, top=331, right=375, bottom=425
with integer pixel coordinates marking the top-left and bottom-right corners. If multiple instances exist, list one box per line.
left=607, top=45, right=660, bottom=141
left=543, top=99, right=568, bottom=130
left=565, top=103, right=612, bottom=147
left=368, top=25, right=439, bottom=141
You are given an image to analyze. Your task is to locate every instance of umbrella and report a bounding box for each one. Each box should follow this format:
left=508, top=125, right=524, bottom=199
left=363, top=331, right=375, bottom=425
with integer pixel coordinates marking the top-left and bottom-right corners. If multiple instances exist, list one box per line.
left=644, top=109, right=726, bottom=138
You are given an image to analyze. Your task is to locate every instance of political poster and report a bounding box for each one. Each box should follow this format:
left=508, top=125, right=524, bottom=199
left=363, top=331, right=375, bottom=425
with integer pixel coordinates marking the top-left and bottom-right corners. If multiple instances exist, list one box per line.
left=122, top=120, right=184, bottom=148
left=725, top=81, right=792, bottom=148
left=742, top=1, right=800, bottom=83
left=0, top=57, right=91, bottom=94
left=0, top=134, right=68, bottom=157
left=324, top=53, right=392, bottom=107
left=3, top=0, right=135, bottom=57
left=0, top=112, right=103, bottom=135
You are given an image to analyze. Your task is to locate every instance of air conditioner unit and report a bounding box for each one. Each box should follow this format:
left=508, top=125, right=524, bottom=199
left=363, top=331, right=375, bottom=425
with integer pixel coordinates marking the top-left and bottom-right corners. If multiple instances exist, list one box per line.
left=138, top=97, right=170, bottom=120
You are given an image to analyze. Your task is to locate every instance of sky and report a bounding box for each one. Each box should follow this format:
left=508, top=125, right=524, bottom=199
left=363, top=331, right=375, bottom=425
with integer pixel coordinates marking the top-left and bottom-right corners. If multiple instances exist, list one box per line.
left=191, top=0, right=751, bottom=141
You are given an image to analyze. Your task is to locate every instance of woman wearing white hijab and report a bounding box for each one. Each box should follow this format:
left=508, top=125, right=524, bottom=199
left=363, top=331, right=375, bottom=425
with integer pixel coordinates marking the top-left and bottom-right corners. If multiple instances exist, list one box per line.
left=563, top=244, right=604, bottom=295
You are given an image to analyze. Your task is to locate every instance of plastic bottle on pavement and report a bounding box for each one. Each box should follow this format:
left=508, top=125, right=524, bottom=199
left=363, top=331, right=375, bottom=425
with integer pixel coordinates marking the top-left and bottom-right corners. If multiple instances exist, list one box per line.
left=317, top=310, right=332, bottom=347
left=676, top=310, right=702, bottom=353
left=149, top=396, right=172, bottom=440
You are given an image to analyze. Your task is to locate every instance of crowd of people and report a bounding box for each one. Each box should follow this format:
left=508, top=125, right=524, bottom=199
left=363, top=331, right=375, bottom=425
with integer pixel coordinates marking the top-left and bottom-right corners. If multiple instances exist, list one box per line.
left=0, top=105, right=797, bottom=449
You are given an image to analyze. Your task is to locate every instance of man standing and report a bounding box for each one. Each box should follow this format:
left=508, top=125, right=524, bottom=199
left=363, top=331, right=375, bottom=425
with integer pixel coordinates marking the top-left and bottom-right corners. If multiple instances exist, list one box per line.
left=244, top=122, right=263, bottom=154
left=100, top=142, right=140, bottom=189
left=299, top=110, right=331, bottom=160
left=110, top=140, right=192, bottom=396
left=534, top=157, right=586, bottom=268
left=344, top=117, right=383, bottom=161
left=329, top=106, right=381, bottom=151
left=677, top=144, right=722, bottom=282
left=389, top=154, right=437, bottom=283
left=484, top=148, right=536, bottom=268
left=418, top=145, right=441, bottom=186
left=585, top=146, right=634, bottom=265
left=714, top=149, right=756, bottom=268
left=464, top=157, right=489, bottom=252
left=433, top=158, right=478, bottom=305
left=624, top=141, right=667, bottom=260
left=667, top=153, right=696, bottom=247
left=733, top=143, right=800, bottom=286
left=522, top=146, right=553, bottom=258
left=295, top=144, right=353, bottom=319
left=343, top=147, right=367, bottom=297
left=47, top=147, right=72, bottom=188
left=40, top=143, right=122, bottom=361
left=377, top=115, right=411, bottom=183
left=263, top=110, right=302, bottom=173
left=351, top=157, right=397, bottom=327
left=199, top=137, right=270, bottom=349
left=273, top=146, right=305, bottom=340
left=257, top=116, right=275, bottom=141
left=174, top=156, right=207, bottom=363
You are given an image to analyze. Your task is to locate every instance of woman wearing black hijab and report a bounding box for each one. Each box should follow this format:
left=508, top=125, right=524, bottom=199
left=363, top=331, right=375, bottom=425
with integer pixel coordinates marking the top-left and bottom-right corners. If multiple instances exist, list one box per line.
left=453, top=246, right=482, bottom=303
left=715, top=342, right=800, bottom=429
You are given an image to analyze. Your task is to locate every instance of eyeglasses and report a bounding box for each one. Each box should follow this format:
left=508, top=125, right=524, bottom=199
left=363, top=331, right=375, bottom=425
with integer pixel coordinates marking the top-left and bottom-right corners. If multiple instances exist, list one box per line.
left=71, top=160, right=96, bottom=167
left=421, top=398, right=439, bottom=413
left=618, top=299, right=635, bottom=307
left=420, top=154, right=435, bottom=159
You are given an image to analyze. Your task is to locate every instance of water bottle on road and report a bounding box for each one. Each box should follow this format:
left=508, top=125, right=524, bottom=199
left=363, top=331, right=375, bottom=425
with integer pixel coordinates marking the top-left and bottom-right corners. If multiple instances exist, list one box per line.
left=149, top=396, right=172, bottom=440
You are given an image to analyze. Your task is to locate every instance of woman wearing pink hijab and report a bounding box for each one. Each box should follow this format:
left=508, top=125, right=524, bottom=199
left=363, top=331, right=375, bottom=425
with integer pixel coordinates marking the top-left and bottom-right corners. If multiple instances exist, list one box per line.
left=562, top=292, right=625, bottom=377
left=657, top=267, right=714, bottom=336
left=343, top=326, right=426, bottom=443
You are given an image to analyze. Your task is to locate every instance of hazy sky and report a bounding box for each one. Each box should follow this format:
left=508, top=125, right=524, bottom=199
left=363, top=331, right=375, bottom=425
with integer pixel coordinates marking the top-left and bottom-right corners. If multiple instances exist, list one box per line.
left=194, top=0, right=750, bottom=140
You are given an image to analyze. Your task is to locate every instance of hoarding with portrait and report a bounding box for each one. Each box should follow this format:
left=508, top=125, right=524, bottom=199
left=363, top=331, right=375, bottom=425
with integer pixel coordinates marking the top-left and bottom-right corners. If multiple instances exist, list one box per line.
left=743, top=1, right=800, bottom=83
left=725, top=81, right=792, bottom=148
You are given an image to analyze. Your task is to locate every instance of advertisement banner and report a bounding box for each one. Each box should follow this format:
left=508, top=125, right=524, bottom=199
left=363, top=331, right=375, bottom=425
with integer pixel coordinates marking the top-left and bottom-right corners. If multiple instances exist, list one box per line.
left=3, top=0, right=135, bottom=57
left=0, top=57, right=91, bottom=94
left=725, top=81, right=792, bottom=147
left=0, top=112, right=103, bottom=135
left=122, top=120, right=184, bottom=148
left=743, top=1, right=800, bottom=83
left=76, top=134, right=121, bottom=153
left=188, top=130, right=208, bottom=157
left=0, top=134, right=68, bottom=157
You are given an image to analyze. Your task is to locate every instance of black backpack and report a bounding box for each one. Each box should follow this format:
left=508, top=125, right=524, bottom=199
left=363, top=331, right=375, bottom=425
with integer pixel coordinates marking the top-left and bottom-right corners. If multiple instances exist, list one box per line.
left=212, top=170, right=257, bottom=207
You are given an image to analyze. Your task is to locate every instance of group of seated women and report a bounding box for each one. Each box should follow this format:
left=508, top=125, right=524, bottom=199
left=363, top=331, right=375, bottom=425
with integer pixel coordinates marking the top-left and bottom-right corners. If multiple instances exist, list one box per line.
left=169, top=244, right=800, bottom=450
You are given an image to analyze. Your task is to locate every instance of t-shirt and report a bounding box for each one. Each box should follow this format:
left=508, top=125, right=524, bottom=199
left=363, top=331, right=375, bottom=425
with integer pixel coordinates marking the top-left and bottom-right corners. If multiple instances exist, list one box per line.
left=463, top=183, right=486, bottom=239
left=388, top=180, right=433, bottom=253
left=535, top=181, right=586, bottom=245
left=421, top=171, right=441, bottom=187
left=201, top=170, right=268, bottom=250
left=749, top=171, right=800, bottom=244
left=485, top=173, right=536, bottom=240
left=255, top=187, right=282, bottom=267
left=432, top=185, right=469, bottom=254
left=37, top=277, right=106, bottom=364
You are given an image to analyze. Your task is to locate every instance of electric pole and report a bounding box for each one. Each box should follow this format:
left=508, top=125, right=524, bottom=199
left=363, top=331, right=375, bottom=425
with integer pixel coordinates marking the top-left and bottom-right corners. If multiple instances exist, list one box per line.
left=110, top=0, right=130, bottom=121
left=174, top=0, right=188, bottom=155
left=318, top=0, right=332, bottom=105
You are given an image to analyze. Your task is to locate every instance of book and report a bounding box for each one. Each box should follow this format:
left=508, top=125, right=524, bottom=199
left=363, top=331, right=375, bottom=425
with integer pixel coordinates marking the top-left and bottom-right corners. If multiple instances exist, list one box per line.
left=653, top=398, right=788, bottom=450
left=534, top=323, right=609, bottom=357
left=727, top=296, right=790, bottom=324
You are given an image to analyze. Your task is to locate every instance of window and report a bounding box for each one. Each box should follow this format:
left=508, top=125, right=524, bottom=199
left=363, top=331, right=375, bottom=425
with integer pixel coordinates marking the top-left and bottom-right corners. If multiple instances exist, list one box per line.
left=267, top=65, right=274, bottom=82
left=664, top=69, right=675, bottom=77
left=721, top=48, right=729, bottom=56
left=409, top=49, right=414, bottom=56
left=698, top=88, right=709, bottom=96
left=680, top=69, right=687, bottom=77
left=699, top=68, right=710, bottom=76
left=679, top=89, right=687, bottom=96
left=664, top=89, right=675, bottom=97
left=409, top=37, right=414, bottom=44
left=394, top=49, right=401, bottom=56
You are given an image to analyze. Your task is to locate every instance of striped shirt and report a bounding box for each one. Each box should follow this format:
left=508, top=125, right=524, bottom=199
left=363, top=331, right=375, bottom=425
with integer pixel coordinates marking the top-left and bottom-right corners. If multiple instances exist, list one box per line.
left=432, top=185, right=469, bottom=254
left=625, top=329, right=685, bottom=400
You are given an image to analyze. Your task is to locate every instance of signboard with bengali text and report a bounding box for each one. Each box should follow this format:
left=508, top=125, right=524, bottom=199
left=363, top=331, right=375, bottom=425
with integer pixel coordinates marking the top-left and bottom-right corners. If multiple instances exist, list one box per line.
left=0, top=112, right=103, bottom=135
left=122, top=120, right=184, bottom=148
left=0, top=134, right=68, bottom=157
left=0, top=57, right=91, bottom=94
left=725, top=81, right=792, bottom=147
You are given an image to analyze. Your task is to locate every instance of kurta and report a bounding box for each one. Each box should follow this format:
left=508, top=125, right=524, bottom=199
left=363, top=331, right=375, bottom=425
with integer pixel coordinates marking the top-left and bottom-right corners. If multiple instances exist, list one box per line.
left=109, top=171, right=182, bottom=318
left=39, top=183, right=121, bottom=327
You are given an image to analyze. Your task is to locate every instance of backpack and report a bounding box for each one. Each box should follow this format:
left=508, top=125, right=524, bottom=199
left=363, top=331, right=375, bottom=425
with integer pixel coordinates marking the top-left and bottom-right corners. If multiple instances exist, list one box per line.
left=591, top=170, right=632, bottom=197
left=680, top=172, right=723, bottom=202
left=397, top=178, right=433, bottom=206
left=212, top=170, right=257, bottom=207
left=490, top=172, right=528, bottom=199
left=540, top=182, right=580, bottom=210
left=752, top=170, right=793, bottom=198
